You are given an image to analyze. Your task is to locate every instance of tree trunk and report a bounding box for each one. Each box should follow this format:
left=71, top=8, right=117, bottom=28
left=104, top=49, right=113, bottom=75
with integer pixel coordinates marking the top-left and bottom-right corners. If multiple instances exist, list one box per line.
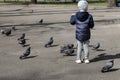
left=72, top=0, right=76, bottom=3
left=107, top=0, right=116, bottom=7
left=31, top=0, right=37, bottom=4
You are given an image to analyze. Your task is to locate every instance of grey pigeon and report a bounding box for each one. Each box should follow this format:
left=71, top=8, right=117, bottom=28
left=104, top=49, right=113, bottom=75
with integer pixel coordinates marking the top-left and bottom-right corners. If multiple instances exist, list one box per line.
left=39, top=19, right=43, bottom=24
left=18, top=39, right=26, bottom=47
left=93, top=43, right=100, bottom=50
left=19, top=47, right=31, bottom=59
left=66, top=44, right=74, bottom=49
left=60, top=44, right=74, bottom=53
left=101, top=60, right=114, bottom=73
left=11, top=25, right=16, bottom=31
left=62, top=49, right=74, bottom=56
left=4, top=29, right=11, bottom=36
left=44, top=37, right=53, bottom=48
left=18, top=33, right=25, bottom=40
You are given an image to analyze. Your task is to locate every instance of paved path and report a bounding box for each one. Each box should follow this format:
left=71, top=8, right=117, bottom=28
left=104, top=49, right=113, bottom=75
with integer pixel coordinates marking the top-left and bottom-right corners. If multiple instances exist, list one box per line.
left=0, top=5, right=120, bottom=80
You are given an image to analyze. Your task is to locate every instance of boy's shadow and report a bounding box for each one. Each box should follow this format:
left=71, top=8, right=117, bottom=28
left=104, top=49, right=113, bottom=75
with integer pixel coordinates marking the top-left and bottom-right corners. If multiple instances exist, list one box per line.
left=90, top=53, right=120, bottom=62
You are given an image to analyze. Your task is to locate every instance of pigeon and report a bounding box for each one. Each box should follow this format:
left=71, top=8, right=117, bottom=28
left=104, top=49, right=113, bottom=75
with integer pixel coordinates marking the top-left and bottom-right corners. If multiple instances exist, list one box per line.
left=19, top=47, right=31, bottom=59
left=4, top=29, right=11, bottom=36
left=11, top=25, right=16, bottom=31
left=18, top=39, right=26, bottom=47
left=18, top=33, right=25, bottom=40
left=66, top=44, right=74, bottom=49
left=39, top=19, right=43, bottom=24
left=92, top=43, right=100, bottom=50
left=0, top=29, right=5, bottom=34
left=62, top=49, right=74, bottom=56
left=60, top=44, right=74, bottom=53
left=44, top=37, right=53, bottom=48
left=101, top=60, right=114, bottom=73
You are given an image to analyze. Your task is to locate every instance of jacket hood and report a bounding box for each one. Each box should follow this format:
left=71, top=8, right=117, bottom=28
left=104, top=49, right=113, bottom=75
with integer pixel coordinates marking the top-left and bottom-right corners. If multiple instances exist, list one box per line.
left=76, top=12, right=89, bottom=22
left=78, top=0, right=88, bottom=12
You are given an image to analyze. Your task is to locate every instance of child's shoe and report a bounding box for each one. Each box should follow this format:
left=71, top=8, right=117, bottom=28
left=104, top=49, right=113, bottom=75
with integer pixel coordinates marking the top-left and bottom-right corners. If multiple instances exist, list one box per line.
left=75, top=60, right=82, bottom=64
left=84, top=59, right=90, bottom=64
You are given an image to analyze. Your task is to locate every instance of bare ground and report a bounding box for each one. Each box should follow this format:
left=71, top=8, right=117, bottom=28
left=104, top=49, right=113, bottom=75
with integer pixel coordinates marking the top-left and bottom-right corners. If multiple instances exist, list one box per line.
left=0, top=5, right=120, bottom=80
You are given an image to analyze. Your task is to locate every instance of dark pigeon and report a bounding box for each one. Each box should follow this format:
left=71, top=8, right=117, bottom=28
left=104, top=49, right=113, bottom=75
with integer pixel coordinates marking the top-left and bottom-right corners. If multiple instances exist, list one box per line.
left=18, top=39, right=26, bottom=47
left=12, top=25, right=16, bottom=31
left=66, top=44, right=74, bottom=49
left=101, top=60, right=114, bottom=73
left=93, top=43, right=100, bottom=50
left=39, top=19, right=43, bottom=24
left=19, top=47, right=31, bottom=59
left=18, top=33, right=25, bottom=40
left=44, top=37, right=53, bottom=48
left=63, top=49, right=74, bottom=56
left=60, top=44, right=74, bottom=53
left=4, top=29, right=11, bottom=36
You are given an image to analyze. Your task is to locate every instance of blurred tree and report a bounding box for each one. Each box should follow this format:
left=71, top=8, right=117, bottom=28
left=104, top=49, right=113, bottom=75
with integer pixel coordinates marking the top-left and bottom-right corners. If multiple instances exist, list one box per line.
left=31, top=0, right=37, bottom=4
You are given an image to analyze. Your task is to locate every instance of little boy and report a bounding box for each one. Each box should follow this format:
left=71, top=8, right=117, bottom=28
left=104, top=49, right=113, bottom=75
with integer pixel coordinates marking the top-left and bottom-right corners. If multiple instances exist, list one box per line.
left=70, top=0, right=94, bottom=64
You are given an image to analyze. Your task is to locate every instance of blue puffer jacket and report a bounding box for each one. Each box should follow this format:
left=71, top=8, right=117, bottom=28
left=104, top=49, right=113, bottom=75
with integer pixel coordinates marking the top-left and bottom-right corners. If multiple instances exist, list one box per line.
left=70, top=12, right=94, bottom=41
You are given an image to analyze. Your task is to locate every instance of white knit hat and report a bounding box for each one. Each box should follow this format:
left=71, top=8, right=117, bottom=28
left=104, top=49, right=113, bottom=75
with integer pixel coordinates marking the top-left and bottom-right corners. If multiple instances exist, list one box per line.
left=78, top=0, right=88, bottom=12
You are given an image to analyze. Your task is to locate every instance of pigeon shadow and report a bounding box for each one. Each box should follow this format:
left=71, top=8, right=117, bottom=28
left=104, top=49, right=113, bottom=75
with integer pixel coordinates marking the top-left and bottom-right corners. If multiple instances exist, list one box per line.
left=96, top=49, right=106, bottom=51
left=25, top=39, right=29, bottom=40
left=23, top=44, right=30, bottom=47
left=9, top=35, right=14, bottom=37
left=12, top=29, right=18, bottom=31
left=109, top=68, right=120, bottom=72
left=90, top=53, right=120, bottom=62
left=89, top=45, right=93, bottom=47
left=92, top=49, right=106, bottom=51
left=21, top=55, right=38, bottom=60
left=5, top=35, right=14, bottom=37
left=63, top=54, right=76, bottom=56
left=102, top=68, right=120, bottom=73
left=50, top=44, right=59, bottom=47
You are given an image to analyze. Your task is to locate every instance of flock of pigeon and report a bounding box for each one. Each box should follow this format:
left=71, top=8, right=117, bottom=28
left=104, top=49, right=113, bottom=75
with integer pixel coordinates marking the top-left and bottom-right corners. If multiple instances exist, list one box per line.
left=0, top=23, right=114, bottom=73
left=0, top=19, right=44, bottom=60
left=17, top=33, right=31, bottom=59
left=0, top=26, right=31, bottom=60
left=43, top=36, right=114, bottom=73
